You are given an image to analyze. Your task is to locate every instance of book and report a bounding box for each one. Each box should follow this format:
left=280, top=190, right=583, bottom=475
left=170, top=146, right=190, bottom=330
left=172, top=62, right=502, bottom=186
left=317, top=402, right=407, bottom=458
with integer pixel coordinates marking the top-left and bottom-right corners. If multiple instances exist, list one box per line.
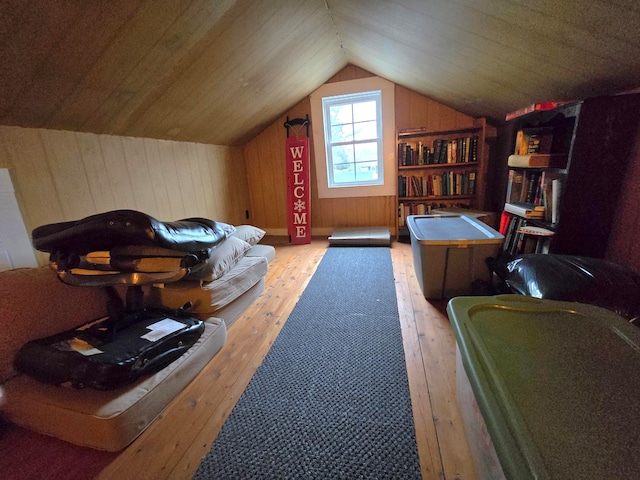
left=468, top=172, right=476, bottom=195
left=524, top=171, right=541, bottom=203
left=552, top=179, right=561, bottom=224
left=470, top=135, right=478, bottom=162
left=499, top=211, right=513, bottom=235
left=508, top=154, right=568, bottom=169
left=505, top=169, right=525, bottom=204
left=505, top=101, right=571, bottom=121
left=517, top=226, right=554, bottom=236
left=503, top=215, right=526, bottom=255
left=504, top=202, right=545, bottom=219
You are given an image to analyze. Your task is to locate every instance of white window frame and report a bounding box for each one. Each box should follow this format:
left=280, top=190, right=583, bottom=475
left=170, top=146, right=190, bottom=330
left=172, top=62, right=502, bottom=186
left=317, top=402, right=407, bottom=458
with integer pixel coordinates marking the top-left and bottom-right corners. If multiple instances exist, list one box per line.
left=310, top=76, right=396, bottom=199
left=322, top=90, right=383, bottom=188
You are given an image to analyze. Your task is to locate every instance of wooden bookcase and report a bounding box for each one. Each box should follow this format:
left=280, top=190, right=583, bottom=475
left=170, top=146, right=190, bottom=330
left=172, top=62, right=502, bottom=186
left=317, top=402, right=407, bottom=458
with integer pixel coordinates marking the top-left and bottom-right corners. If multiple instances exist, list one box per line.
left=396, top=117, right=489, bottom=239
left=499, top=93, right=640, bottom=258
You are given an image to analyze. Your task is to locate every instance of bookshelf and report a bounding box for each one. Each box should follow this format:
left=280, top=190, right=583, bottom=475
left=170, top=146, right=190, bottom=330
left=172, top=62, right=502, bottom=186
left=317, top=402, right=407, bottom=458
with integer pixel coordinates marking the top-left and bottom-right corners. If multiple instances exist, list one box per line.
left=499, top=94, right=640, bottom=258
left=396, top=118, right=489, bottom=239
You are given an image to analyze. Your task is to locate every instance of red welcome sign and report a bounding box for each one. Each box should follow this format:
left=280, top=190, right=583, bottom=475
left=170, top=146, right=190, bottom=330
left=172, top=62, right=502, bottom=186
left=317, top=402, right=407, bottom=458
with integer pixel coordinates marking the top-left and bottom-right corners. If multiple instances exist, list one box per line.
left=285, top=136, right=311, bottom=244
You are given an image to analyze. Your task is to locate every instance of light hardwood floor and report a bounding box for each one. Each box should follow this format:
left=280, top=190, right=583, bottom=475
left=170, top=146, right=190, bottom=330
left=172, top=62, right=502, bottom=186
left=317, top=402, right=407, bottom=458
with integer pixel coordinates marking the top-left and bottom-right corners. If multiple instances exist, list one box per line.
left=96, top=239, right=476, bottom=480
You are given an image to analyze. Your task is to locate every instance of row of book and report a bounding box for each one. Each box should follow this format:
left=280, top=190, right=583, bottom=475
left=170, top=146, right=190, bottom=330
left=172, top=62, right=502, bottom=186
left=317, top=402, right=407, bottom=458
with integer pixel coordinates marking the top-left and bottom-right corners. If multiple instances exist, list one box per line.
left=506, top=169, right=562, bottom=222
left=514, top=128, right=555, bottom=156
left=499, top=212, right=554, bottom=255
left=507, top=169, right=543, bottom=204
left=397, top=202, right=463, bottom=227
left=398, top=171, right=476, bottom=198
left=398, top=202, right=430, bottom=227
left=398, top=135, right=478, bottom=166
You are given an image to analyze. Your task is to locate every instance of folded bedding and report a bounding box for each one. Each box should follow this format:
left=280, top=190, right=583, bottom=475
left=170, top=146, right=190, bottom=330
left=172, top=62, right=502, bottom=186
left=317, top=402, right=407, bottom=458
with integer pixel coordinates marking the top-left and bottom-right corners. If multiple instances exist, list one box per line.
left=148, top=254, right=269, bottom=316
left=1, top=215, right=272, bottom=452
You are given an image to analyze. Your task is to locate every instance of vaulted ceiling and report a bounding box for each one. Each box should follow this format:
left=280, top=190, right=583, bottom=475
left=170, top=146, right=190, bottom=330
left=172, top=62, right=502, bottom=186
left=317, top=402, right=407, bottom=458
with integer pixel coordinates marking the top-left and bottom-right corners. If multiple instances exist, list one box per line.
left=1, top=0, right=638, bottom=146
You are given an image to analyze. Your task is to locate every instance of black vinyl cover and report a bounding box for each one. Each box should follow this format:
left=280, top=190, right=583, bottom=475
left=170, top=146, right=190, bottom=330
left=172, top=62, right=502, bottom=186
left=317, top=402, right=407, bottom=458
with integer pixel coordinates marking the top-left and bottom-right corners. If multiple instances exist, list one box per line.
left=489, top=254, right=640, bottom=323
left=32, top=210, right=226, bottom=255
left=14, top=311, right=204, bottom=390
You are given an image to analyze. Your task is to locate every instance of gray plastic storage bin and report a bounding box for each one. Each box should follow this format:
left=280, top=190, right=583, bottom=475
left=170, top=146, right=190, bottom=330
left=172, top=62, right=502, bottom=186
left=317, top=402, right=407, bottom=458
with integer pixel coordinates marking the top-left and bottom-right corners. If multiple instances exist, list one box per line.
left=407, top=215, right=503, bottom=299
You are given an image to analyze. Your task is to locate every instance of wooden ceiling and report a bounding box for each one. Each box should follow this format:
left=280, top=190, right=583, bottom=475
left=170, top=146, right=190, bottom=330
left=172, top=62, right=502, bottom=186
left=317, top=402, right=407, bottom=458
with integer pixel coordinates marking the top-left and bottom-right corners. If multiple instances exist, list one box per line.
left=1, top=0, right=638, bottom=146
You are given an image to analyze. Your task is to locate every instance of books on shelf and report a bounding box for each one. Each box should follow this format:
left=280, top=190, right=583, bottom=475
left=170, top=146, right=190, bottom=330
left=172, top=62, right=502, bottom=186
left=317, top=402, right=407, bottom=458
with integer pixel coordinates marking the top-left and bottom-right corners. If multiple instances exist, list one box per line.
left=504, top=202, right=545, bottom=219
left=396, top=123, right=487, bottom=239
left=508, top=154, right=568, bottom=169
left=397, top=202, right=431, bottom=226
left=501, top=213, right=554, bottom=255
left=505, top=101, right=571, bottom=121
left=514, top=128, right=555, bottom=156
left=506, top=169, right=543, bottom=204
left=397, top=135, right=479, bottom=166
left=398, top=171, right=476, bottom=197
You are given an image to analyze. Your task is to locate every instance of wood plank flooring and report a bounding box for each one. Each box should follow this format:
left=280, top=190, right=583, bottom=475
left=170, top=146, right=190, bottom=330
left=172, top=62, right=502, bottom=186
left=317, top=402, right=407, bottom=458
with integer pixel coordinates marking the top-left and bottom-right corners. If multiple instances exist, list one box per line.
left=96, top=239, right=476, bottom=480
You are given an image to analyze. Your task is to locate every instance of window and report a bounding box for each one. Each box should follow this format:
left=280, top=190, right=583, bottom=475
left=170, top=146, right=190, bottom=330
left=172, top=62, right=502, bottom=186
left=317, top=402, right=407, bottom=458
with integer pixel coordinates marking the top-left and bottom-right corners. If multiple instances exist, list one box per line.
left=322, top=90, right=383, bottom=188
left=310, top=76, right=395, bottom=199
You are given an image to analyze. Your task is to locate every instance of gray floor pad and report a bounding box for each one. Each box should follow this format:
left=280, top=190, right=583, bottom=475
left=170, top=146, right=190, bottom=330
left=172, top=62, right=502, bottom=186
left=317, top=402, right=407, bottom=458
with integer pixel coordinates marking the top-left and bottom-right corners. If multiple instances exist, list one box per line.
left=328, top=226, right=391, bottom=246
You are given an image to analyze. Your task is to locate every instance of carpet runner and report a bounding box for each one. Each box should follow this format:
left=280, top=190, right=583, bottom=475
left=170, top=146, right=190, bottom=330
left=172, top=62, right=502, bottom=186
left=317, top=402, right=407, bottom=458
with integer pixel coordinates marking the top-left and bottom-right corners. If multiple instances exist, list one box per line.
left=193, top=246, right=421, bottom=479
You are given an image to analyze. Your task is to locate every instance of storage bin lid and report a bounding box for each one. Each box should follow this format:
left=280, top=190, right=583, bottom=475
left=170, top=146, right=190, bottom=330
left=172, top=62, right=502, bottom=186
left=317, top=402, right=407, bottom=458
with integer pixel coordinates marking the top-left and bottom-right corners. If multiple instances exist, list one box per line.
left=407, top=214, right=503, bottom=245
left=447, top=294, right=640, bottom=480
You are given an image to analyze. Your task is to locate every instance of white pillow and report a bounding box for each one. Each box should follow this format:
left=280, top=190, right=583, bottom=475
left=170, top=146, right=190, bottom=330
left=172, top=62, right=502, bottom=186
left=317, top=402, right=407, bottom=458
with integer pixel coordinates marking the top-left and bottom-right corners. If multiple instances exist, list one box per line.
left=185, top=236, right=251, bottom=282
left=231, top=225, right=265, bottom=246
left=215, top=221, right=237, bottom=237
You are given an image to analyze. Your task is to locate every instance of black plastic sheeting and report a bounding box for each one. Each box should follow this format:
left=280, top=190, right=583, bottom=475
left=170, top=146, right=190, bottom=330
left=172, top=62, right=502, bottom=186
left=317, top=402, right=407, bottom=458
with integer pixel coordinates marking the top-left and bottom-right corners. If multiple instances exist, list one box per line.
left=488, top=254, right=640, bottom=325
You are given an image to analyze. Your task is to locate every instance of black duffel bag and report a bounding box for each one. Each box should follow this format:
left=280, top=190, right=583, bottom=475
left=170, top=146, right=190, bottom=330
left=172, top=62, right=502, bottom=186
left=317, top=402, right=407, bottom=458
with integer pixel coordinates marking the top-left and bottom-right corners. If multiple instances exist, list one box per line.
left=15, top=310, right=204, bottom=390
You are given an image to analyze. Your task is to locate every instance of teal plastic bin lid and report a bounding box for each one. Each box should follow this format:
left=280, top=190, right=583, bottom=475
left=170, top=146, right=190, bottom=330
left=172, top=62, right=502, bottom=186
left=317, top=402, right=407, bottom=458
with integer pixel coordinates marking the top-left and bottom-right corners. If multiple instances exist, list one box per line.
left=406, top=214, right=503, bottom=245
left=447, top=294, right=640, bottom=480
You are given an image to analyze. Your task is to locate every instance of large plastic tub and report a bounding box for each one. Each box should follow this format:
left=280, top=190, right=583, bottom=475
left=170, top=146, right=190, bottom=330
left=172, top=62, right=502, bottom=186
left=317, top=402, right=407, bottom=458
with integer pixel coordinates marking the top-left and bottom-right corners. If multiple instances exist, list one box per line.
left=447, top=294, right=640, bottom=480
left=406, top=214, right=503, bottom=299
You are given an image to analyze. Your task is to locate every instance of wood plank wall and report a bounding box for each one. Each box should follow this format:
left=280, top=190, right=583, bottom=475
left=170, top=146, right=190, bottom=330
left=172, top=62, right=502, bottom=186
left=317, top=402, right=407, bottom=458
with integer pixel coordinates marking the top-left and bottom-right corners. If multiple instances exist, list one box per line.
left=606, top=125, right=640, bottom=272
left=243, top=65, right=483, bottom=235
left=0, top=126, right=250, bottom=266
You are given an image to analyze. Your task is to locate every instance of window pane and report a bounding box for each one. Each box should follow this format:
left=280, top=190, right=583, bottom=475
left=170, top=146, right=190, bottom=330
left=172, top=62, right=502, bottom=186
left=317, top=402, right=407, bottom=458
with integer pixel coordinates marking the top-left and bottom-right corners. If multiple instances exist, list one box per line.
left=329, top=104, right=352, bottom=126
left=332, top=144, right=354, bottom=164
left=331, top=144, right=354, bottom=184
left=353, top=101, right=376, bottom=122
left=353, top=120, right=378, bottom=141
left=331, top=124, right=353, bottom=142
left=355, top=161, right=379, bottom=182
left=333, top=165, right=356, bottom=184
left=354, top=142, right=378, bottom=162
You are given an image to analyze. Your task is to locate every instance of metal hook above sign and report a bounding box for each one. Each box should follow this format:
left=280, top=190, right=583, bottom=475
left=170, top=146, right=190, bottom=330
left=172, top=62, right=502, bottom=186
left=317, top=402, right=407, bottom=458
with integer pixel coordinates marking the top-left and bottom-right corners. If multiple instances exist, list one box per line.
left=284, top=115, right=310, bottom=137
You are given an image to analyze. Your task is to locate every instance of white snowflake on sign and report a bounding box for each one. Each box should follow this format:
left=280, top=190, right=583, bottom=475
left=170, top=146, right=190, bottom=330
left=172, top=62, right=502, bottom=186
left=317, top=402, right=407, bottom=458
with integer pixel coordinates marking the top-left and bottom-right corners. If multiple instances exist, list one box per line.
left=294, top=199, right=306, bottom=212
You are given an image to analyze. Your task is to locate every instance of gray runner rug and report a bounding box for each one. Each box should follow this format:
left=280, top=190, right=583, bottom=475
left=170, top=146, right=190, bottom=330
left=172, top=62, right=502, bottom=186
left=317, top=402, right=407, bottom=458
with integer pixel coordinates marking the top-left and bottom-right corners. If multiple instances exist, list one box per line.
left=193, top=246, right=421, bottom=479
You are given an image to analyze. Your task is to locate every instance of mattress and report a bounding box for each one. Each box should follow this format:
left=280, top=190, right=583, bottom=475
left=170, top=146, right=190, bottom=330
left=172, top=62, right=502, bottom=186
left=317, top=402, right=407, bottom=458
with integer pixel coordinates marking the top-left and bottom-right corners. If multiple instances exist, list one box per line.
left=246, top=243, right=276, bottom=262
left=206, top=278, right=265, bottom=327
left=2, top=318, right=226, bottom=451
left=147, top=254, right=268, bottom=317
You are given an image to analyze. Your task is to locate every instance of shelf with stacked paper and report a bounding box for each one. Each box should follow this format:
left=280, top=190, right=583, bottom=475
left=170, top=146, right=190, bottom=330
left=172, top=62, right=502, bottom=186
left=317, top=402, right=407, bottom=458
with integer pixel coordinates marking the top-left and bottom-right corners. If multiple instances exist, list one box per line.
left=395, top=119, right=489, bottom=239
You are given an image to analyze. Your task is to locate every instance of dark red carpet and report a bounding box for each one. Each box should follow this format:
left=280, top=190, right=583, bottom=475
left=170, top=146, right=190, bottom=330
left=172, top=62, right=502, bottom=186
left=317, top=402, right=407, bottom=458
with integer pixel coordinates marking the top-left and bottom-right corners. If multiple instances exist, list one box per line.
left=0, top=420, right=117, bottom=480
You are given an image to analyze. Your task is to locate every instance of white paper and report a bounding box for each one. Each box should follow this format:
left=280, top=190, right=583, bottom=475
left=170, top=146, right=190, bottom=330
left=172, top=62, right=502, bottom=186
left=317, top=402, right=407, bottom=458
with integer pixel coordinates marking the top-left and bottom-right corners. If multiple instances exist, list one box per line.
left=68, top=337, right=103, bottom=356
left=141, top=318, right=185, bottom=342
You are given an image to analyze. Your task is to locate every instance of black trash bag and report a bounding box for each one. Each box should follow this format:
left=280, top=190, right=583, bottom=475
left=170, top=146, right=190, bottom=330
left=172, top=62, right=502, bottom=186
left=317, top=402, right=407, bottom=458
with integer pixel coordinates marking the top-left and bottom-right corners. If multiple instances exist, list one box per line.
left=488, top=254, right=640, bottom=325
